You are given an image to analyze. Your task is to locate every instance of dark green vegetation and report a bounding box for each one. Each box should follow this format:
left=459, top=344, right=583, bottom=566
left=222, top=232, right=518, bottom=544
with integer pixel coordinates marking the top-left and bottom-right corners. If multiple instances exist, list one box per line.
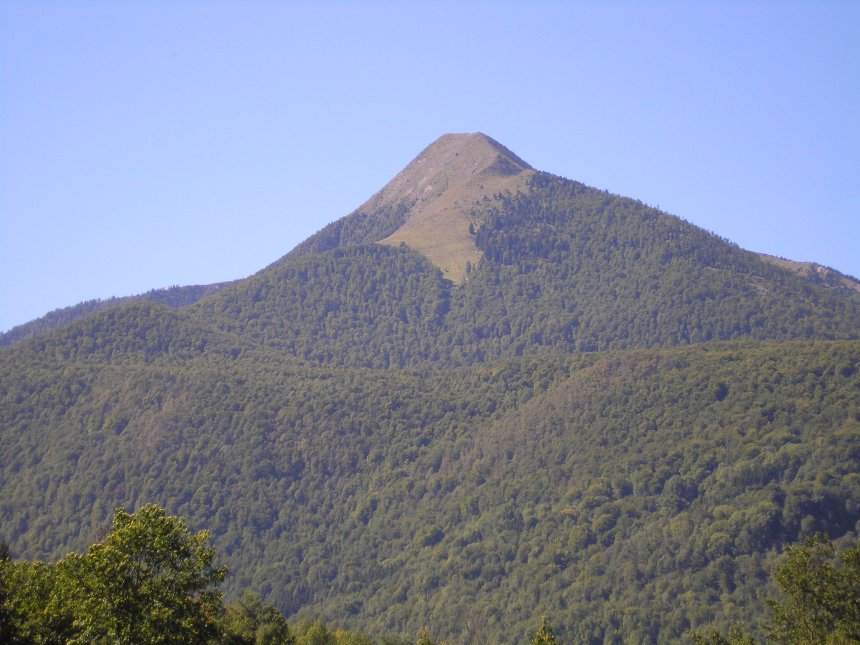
left=5, top=507, right=856, bottom=644
left=689, top=533, right=860, bottom=644
left=0, top=282, right=236, bottom=347
left=2, top=340, right=858, bottom=642
left=1, top=134, right=859, bottom=642
left=766, top=533, right=860, bottom=643
left=0, top=504, right=443, bottom=644
left=190, top=172, right=858, bottom=368
left=1, top=504, right=226, bottom=644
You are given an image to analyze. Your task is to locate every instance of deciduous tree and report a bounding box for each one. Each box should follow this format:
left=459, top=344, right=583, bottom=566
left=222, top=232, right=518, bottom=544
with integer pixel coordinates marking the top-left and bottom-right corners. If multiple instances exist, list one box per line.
left=64, top=503, right=226, bottom=644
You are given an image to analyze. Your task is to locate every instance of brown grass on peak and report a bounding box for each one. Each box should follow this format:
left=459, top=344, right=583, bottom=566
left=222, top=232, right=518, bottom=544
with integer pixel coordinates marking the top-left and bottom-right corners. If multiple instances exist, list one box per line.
left=757, top=253, right=860, bottom=295
left=369, top=133, right=534, bottom=282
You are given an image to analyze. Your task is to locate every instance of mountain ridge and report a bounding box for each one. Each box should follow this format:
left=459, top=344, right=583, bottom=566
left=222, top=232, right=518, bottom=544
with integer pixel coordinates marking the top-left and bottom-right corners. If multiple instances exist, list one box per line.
left=0, top=281, right=237, bottom=347
left=3, top=133, right=858, bottom=345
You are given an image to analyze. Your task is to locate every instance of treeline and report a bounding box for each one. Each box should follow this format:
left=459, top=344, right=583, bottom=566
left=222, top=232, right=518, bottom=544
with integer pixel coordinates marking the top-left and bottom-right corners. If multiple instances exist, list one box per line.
left=286, top=200, right=412, bottom=259
left=0, top=282, right=235, bottom=347
left=4, top=172, right=859, bottom=369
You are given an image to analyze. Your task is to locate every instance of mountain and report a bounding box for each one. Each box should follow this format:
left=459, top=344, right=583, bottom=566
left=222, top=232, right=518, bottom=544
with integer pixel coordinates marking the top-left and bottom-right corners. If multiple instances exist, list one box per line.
left=286, top=132, right=533, bottom=283
left=5, top=133, right=858, bottom=356
left=185, top=133, right=858, bottom=368
left=1, top=133, right=858, bottom=643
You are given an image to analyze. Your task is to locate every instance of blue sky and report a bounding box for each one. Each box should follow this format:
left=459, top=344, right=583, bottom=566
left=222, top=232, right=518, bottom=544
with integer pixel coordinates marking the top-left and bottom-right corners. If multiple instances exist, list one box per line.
left=2, top=1, right=858, bottom=333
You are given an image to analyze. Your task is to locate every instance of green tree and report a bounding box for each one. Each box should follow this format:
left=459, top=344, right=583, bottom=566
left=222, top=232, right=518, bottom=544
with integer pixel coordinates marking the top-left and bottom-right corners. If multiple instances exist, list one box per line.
left=687, top=624, right=756, bottom=644
left=766, top=533, right=860, bottom=643
left=415, top=627, right=439, bottom=645
left=63, top=503, right=227, bottom=644
left=333, top=629, right=375, bottom=645
left=219, top=591, right=295, bottom=644
left=0, top=558, right=74, bottom=645
left=531, top=616, right=559, bottom=645
left=296, top=620, right=336, bottom=645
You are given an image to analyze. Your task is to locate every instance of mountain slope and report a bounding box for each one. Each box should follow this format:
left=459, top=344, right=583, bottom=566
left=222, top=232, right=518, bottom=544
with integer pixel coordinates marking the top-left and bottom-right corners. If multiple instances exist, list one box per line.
left=5, top=133, right=857, bottom=354
left=1, top=133, right=859, bottom=643
left=192, top=168, right=859, bottom=368
left=374, top=132, right=533, bottom=282
left=757, top=253, right=860, bottom=298
left=0, top=281, right=236, bottom=347
left=287, top=132, right=532, bottom=283
left=1, top=340, right=857, bottom=642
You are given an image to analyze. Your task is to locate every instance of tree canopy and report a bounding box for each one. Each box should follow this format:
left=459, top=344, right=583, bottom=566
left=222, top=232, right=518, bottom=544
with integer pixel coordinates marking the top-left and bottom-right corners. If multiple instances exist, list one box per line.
left=1, top=504, right=226, bottom=644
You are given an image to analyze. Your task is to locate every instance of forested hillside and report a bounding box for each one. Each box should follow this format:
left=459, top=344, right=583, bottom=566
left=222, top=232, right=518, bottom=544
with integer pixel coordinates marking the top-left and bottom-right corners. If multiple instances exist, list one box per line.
left=190, top=171, right=858, bottom=369
left=0, top=281, right=235, bottom=347
left=2, top=336, right=858, bottom=642
left=1, top=133, right=859, bottom=643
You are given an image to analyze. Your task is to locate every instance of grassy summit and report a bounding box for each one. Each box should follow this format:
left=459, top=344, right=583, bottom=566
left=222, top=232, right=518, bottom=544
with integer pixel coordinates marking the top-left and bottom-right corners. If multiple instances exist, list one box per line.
left=374, top=132, right=534, bottom=282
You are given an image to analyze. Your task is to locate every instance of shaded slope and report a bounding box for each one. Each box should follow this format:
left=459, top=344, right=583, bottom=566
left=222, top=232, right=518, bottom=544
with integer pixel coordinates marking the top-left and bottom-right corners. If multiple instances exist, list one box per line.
left=193, top=245, right=452, bottom=368
left=450, top=172, right=860, bottom=355
left=1, top=300, right=253, bottom=368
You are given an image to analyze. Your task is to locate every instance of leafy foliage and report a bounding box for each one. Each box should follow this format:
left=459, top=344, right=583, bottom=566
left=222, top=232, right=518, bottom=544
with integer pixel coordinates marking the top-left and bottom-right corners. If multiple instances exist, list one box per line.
left=766, top=533, right=860, bottom=643
left=530, top=617, right=559, bottom=645
left=688, top=534, right=860, bottom=644
left=219, top=591, right=296, bottom=644
left=65, top=504, right=226, bottom=644
left=1, top=504, right=225, bottom=644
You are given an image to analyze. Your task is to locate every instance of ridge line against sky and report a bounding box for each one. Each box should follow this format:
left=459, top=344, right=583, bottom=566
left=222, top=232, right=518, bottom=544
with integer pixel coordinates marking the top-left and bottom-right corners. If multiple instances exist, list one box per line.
left=1, top=1, right=858, bottom=333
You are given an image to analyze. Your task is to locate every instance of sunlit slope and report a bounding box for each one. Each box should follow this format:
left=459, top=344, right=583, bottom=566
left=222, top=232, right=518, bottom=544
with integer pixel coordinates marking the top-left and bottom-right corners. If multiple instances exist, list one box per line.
left=1, top=340, right=857, bottom=642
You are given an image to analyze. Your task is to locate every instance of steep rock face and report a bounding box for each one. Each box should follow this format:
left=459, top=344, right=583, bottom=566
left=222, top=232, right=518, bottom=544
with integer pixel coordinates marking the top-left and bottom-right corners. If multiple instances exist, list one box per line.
left=370, top=132, right=534, bottom=282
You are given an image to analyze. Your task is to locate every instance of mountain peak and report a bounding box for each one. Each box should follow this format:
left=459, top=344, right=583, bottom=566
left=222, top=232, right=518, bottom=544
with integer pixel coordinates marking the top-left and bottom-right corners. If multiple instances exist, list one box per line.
left=366, top=133, right=534, bottom=282
left=417, top=132, right=532, bottom=176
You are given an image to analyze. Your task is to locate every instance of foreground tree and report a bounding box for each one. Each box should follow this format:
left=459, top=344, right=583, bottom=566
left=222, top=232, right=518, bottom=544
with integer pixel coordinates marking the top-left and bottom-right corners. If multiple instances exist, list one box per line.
left=62, top=503, right=226, bottom=644
left=689, top=533, right=860, bottom=644
left=766, top=533, right=860, bottom=643
left=219, top=591, right=295, bottom=644
left=1, top=558, right=75, bottom=644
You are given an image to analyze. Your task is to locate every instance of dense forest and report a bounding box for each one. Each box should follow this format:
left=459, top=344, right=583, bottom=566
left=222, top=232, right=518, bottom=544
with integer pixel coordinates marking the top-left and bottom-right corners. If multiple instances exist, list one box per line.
left=3, top=505, right=858, bottom=643
left=1, top=134, right=858, bottom=642
left=2, top=338, right=858, bottom=642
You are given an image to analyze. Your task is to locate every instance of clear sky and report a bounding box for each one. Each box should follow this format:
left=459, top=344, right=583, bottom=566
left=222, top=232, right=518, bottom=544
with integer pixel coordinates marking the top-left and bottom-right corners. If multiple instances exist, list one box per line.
left=1, top=1, right=858, bottom=333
